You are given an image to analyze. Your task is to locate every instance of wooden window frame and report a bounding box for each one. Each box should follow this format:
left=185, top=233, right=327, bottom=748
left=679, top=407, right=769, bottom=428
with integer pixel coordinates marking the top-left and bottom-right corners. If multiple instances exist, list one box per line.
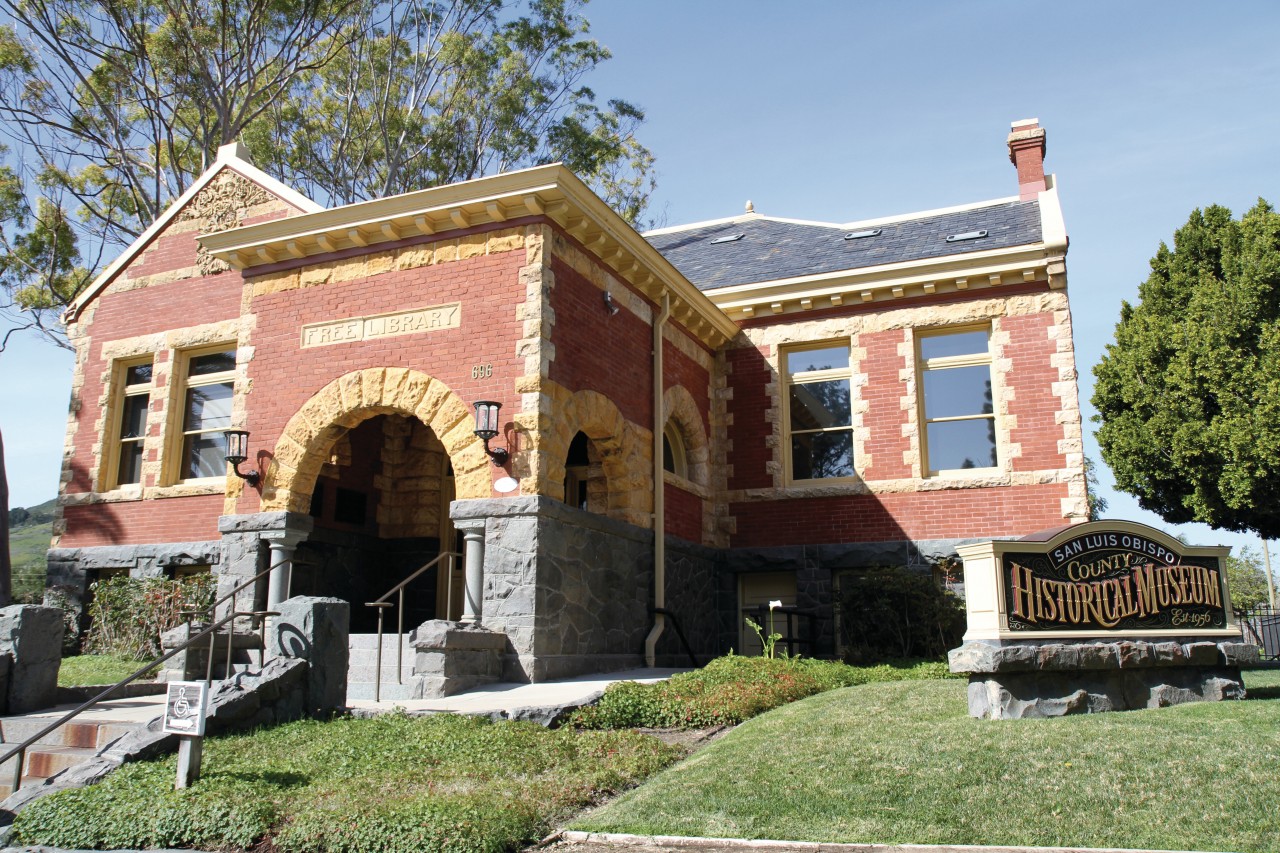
left=782, top=342, right=856, bottom=484
left=166, top=344, right=237, bottom=484
left=916, top=325, right=999, bottom=477
left=103, top=357, right=155, bottom=490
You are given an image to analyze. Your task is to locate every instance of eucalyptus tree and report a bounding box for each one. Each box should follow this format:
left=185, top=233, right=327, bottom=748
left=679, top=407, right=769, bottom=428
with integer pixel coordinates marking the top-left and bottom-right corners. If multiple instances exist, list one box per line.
left=254, top=0, right=654, bottom=219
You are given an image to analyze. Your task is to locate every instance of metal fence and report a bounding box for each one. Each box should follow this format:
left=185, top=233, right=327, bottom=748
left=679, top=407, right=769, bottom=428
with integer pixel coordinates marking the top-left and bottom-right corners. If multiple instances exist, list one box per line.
left=1237, top=604, right=1280, bottom=661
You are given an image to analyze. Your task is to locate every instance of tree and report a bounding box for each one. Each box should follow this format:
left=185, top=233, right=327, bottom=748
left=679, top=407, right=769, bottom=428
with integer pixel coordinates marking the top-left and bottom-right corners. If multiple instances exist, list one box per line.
left=1084, top=455, right=1108, bottom=522
left=1224, top=546, right=1275, bottom=612
left=1, top=428, right=10, bottom=606
left=1093, top=200, right=1280, bottom=539
left=0, top=1, right=653, bottom=283
left=251, top=0, right=654, bottom=217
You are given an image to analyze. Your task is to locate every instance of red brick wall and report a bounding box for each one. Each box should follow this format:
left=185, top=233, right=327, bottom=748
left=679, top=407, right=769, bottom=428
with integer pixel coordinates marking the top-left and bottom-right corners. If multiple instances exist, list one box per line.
left=1002, top=313, right=1066, bottom=472
left=231, top=246, right=528, bottom=516
left=61, top=272, right=243, bottom=529
left=62, top=496, right=224, bottom=546
left=664, top=333, right=712, bottom=439
left=664, top=481, right=703, bottom=543
left=725, top=344, right=773, bottom=491
left=859, top=329, right=912, bottom=481
left=730, top=484, right=1069, bottom=548
left=548, top=257, right=653, bottom=426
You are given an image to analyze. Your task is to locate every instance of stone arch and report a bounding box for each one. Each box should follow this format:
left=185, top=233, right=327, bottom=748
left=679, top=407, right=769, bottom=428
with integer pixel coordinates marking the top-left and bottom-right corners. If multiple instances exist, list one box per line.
left=662, top=385, right=711, bottom=490
left=541, top=389, right=649, bottom=526
left=262, top=368, right=492, bottom=512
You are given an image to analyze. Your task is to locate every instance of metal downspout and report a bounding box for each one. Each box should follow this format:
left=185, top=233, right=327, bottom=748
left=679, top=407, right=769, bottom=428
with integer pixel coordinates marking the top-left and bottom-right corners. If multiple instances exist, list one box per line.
left=644, top=291, right=671, bottom=667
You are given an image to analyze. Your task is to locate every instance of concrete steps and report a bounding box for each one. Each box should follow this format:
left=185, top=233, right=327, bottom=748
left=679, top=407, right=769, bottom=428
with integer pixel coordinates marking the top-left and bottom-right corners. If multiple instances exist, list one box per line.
left=346, top=634, right=417, bottom=702
left=0, top=716, right=143, bottom=798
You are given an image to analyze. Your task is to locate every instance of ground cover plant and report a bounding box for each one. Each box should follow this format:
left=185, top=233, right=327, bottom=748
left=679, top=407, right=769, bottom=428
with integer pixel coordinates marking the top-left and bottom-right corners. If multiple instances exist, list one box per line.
left=575, top=669, right=1280, bottom=853
left=569, top=655, right=954, bottom=729
left=13, top=711, right=680, bottom=852
left=57, top=654, right=159, bottom=687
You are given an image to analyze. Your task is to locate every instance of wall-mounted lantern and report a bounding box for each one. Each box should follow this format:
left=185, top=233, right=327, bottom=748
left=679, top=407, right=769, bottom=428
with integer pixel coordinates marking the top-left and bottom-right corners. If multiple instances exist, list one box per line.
left=472, top=401, right=509, bottom=466
left=222, top=429, right=261, bottom=486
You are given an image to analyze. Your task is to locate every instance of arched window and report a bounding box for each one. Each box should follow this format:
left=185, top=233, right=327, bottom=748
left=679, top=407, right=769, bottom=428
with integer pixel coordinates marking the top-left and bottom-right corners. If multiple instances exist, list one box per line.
left=564, top=431, right=592, bottom=510
left=662, top=421, right=688, bottom=479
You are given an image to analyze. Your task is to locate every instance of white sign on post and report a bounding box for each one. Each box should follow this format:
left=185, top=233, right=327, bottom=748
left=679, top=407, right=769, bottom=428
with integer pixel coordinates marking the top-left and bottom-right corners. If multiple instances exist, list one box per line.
left=162, top=681, right=208, bottom=736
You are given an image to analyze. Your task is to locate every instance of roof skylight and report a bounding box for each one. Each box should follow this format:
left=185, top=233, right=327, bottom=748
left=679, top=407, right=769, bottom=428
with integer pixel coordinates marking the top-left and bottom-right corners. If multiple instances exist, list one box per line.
left=844, top=228, right=882, bottom=240
left=945, top=230, right=988, bottom=243
left=711, top=233, right=745, bottom=244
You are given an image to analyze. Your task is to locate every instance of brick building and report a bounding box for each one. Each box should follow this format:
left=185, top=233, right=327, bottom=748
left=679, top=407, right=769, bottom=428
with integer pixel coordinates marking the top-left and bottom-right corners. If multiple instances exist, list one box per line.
left=47, top=118, right=1085, bottom=684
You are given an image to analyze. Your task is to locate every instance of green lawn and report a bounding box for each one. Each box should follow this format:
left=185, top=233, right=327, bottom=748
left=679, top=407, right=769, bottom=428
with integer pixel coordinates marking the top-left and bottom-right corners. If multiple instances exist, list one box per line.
left=7, top=519, right=52, bottom=601
left=575, top=669, right=1280, bottom=852
left=13, top=712, right=681, bottom=852
left=58, top=654, right=159, bottom=687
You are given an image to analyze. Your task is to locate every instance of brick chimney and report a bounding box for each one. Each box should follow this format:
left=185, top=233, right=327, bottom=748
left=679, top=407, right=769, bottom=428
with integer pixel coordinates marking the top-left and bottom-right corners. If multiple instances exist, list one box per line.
left=1007, top=118, right=1047, bottom=200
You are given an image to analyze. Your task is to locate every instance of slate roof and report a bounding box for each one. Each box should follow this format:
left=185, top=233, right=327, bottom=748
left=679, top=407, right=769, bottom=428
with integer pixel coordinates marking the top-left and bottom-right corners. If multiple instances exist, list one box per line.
left=645, top=199, right=1042, bottom=291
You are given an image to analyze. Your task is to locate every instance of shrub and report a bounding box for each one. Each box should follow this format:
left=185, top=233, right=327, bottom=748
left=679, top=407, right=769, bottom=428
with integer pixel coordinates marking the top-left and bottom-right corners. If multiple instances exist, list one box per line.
left=836, top=566, right=966, bottom=663
left=569, top=655, right=955, bottom=730
left=84, top=574, right=216, bottom=659
left=42, top=586, right=83, bottom=656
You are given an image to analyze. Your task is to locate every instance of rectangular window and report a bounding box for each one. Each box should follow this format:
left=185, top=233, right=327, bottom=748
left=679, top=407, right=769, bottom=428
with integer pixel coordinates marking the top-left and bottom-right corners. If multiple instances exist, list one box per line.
left=785, top=344, right=854, bottom=481
left=178, top=348, right=236, bottom=480
left=918, top=328, right=997, bottom=474
left=113, top=361, right=153, bottom=487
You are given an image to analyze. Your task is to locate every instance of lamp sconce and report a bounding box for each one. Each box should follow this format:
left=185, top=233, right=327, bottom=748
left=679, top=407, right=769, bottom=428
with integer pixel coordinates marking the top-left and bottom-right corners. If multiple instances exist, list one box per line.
left=222, top=429, right=261, bottom=486
left=472, top=401, right=510, bottom=467
left=603, top=290, right=620, bottom=316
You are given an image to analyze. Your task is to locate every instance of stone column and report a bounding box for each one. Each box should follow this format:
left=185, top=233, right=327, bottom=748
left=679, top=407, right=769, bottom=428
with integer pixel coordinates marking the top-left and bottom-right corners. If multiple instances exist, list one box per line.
left=456, top=518, right=486, bottom=624
left=218, top=511, right=314, bottom=618
left=265, top=532, right=307, bottom=609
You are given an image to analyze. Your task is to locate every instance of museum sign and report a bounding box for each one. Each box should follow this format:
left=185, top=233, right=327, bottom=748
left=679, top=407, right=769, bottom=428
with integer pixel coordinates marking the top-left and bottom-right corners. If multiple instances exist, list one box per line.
left=1001, top=530, right=1227, bottom=632
left=955, top=520, right=1240, bottom=641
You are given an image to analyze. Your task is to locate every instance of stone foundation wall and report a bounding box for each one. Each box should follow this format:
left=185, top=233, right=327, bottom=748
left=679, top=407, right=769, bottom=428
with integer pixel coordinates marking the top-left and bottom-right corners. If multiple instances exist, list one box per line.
left=454, top=496, right=655, bottom=682
left=658, top=538, right=720, bottom=666
left=723, top=537, right=972, bottom=658
left=950, top=639, right=1260, bottom=719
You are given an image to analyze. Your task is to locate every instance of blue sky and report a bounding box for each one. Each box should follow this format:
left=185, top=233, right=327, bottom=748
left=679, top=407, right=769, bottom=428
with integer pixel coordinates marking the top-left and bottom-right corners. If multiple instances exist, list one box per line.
left=3, top=1, right=1279, bottom=557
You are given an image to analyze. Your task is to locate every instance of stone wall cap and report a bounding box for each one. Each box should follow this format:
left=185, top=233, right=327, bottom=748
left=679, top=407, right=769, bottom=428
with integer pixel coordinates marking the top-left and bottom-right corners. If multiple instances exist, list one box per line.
left=412, top=620, right=509, bottom=651
left=949, top=640, right=1257, bottom=674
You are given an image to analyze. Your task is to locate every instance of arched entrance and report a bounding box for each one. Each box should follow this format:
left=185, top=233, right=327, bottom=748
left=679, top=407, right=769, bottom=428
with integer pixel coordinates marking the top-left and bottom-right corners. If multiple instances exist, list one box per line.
left=261, top=368, right=492, bottom=631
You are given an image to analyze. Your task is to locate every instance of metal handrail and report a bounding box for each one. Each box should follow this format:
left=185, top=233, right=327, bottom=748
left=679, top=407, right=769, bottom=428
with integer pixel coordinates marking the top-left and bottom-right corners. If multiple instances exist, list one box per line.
left=1, top=556, right=285, bottom=795
left=1, top=610, right=240, bottom=795
left=650, top=606, right=700, bottom=668
left=364, top=551, right=459, bottom=702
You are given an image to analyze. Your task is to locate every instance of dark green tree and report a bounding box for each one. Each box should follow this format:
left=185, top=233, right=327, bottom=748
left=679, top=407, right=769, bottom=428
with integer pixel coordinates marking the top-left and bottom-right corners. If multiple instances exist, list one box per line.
left=1093, top=200, right=1280, bottom=538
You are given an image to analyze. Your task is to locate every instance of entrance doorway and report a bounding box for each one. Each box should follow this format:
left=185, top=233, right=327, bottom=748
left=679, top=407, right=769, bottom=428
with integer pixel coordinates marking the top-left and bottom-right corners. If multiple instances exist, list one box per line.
left=288, top=414, right=460, bottom=633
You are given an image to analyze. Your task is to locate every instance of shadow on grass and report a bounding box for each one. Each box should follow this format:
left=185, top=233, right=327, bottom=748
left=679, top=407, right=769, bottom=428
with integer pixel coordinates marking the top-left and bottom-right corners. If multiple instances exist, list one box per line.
left=208, top=769, right=309, bottom=788
left=1244, top=685, right=1280, bottom=700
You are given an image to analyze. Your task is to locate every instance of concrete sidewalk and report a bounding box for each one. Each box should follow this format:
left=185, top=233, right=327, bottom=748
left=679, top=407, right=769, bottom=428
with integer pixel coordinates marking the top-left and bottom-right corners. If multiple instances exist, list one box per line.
left=2, top=667, right=686, bottom=737
left=345, top=667, right=686, bottom=721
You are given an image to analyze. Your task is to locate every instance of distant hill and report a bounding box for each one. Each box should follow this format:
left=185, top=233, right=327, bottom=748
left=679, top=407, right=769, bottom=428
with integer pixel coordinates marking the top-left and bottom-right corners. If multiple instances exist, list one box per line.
left=7, top=498, right=55, bottom=602
left=9, top=497, right=58, bottom=528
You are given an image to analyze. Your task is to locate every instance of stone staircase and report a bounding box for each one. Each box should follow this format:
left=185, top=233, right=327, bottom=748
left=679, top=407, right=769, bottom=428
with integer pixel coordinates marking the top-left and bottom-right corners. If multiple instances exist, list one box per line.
left=346, top=633, right=417, bottom=702
left=0, top=716, right=141, bottom=798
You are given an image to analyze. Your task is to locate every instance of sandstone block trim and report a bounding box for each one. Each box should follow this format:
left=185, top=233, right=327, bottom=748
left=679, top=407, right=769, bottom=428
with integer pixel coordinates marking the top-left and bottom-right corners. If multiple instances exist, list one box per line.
left=263, top=367, right=491, bottom=513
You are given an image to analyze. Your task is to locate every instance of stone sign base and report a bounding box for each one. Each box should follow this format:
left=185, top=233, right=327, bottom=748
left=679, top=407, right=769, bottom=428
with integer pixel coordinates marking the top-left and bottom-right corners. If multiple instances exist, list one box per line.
left=949, top=639, right=1259, bottom=719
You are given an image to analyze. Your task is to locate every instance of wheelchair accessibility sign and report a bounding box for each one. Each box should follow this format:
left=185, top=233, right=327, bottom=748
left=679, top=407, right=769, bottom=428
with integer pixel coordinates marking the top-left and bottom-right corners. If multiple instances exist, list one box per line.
left=162, top=681, right=208, bottom=736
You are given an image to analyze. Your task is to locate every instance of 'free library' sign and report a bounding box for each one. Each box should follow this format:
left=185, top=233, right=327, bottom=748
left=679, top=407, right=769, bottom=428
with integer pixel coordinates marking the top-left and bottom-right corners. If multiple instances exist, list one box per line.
left=301, top=302, right=461, bottom=348
left=1000, top=528, right=1228, bottom=633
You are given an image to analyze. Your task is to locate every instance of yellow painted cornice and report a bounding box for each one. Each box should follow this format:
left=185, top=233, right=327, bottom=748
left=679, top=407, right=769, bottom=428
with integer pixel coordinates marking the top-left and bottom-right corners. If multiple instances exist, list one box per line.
left=198, top=163, right=740, bottom=349
left=710, top=243, right=1067, bottom=321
